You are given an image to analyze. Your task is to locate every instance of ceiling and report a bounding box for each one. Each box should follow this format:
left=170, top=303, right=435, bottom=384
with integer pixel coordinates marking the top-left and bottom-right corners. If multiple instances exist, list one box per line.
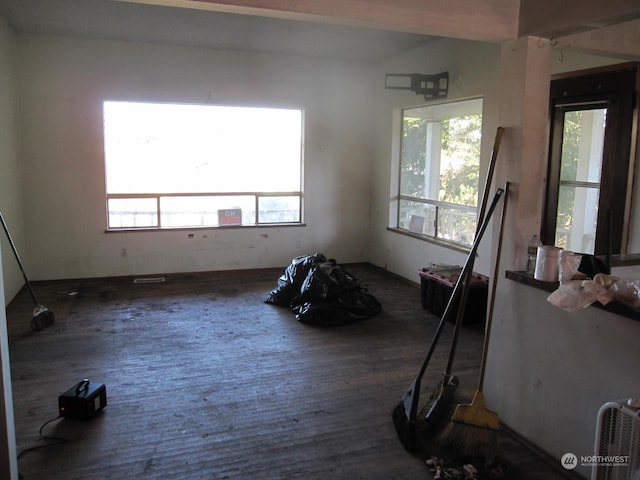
left=0, top=0, right=436, bottom=61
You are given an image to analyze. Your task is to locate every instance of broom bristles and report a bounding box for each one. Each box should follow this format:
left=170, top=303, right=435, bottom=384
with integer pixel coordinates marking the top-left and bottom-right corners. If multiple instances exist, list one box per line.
left=439, top=420, right=500, bottom=458
left=392, top=401, right=418, bottom=451
left=438, top=391, right=500, bottom=458
left=391, top=379, right=421, bottom=452
left=31, top=305, right=55, bottom=331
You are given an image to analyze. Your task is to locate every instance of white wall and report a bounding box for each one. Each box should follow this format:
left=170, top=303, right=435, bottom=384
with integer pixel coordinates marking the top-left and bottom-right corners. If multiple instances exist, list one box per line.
left=0, top=18, right=26, bottom=303
left=369, top=38, right=502, bottom=281
left=490, top=278, right=640, bottom=477
left=15, top=34, right=375, bottom=281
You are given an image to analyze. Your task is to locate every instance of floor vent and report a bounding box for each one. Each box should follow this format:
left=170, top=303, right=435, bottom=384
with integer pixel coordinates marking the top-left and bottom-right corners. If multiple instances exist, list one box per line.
left=133, top=277, right=166, bottom=284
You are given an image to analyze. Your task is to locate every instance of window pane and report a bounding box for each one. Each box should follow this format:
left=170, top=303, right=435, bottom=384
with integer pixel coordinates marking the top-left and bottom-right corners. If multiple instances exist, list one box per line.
left=399, top=200, right=436, bottom=236
left=555, top=108, right=606, bottom=255
left=160, top=196, right=255, bottom=227
left=400, top=118, right=428, bottom=198
left=398, top=98, right=482, bottom=246
left=400, top=98, right=482, bottom=204
left=258, top=196, right=300, bottom=223
left=438, top=115, right=481, bottom=207
left=103, top=102, right=302, bottom=194
left=556, top=185, right=599, bottom=254
left=103, top=101, right=303, bottom=229
left=560, top=109, right=606, bottom=183
left=108, top=198, right=158, bottom=228
left=437, top=205, right=477, bottom=246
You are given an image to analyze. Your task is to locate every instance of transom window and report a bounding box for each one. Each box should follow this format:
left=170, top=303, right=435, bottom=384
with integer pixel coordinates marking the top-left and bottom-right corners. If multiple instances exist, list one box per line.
left=103, top=101, right=303, bottom=230
left=395, top=98, right=483, bottom=247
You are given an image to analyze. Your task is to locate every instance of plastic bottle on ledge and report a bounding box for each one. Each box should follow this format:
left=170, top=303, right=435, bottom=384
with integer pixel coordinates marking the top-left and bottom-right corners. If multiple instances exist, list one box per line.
left=526, top=234, right=541, bottom=275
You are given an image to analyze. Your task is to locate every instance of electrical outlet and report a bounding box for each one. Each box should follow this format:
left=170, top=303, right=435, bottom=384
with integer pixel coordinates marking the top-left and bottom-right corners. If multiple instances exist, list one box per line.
left=120, top=248, right=127, bottom=257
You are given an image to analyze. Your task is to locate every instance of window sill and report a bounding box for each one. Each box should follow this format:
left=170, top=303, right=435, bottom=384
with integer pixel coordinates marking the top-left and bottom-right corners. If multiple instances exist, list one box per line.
left=105, top=223, right=306, bottom=233
left=505, top=270, right=640, bottom=321
left=386, top=227, right=470, bottom=254
left=609, top=253, right=640, bottom=267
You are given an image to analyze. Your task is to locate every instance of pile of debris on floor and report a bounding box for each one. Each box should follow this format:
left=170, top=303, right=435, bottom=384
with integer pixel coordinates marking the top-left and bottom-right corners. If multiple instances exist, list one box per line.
left=425, top=456, right=507, bottom=479
left=265, top=253, right=382, bottom=326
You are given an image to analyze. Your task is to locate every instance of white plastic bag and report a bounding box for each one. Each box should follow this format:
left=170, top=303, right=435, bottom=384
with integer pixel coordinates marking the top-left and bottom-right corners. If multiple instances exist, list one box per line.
left=547, top=281, right=598, bottom=312
left=610, top=278, right=640, bottom=310
left=547, top=274, right=619, bottom=312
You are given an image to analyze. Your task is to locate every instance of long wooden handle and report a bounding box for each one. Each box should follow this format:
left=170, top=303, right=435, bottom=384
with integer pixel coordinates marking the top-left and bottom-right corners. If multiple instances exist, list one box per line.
left=0, top=211, right=39, bottom=305
left=442, top=126, right=504, bottom=380
left=415, top=188, right=504, bottom=382
left=478, top=182, right=510, bottom=391
left=441, top=187, right=504, bottom=380
left=477, top=127, right=504, bottom=232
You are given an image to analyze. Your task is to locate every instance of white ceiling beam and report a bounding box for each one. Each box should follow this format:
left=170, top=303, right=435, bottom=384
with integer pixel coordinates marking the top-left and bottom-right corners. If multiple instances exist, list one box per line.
left=519, top=0, right=640, bottom=38
left=553, top=18, right=640, bottom=61
left=113, top=0, right=520, bottom=42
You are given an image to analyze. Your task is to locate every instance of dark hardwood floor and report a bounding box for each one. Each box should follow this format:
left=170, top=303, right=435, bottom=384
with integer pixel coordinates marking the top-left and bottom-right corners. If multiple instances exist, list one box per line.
left=6, top=263, right=584, bottom=479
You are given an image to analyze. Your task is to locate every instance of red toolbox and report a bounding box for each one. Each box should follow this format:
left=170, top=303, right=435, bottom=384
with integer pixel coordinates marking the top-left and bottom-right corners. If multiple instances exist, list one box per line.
left=418, top=267, right=489, bottom=324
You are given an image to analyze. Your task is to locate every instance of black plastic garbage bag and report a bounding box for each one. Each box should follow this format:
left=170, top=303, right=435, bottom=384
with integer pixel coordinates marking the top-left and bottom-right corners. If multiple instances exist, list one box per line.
left=265, top=253, right=382, bottom=326
left=265, top=253, right=327, bottom=306
left=292, top=287, right=382, bottom=326
left=294, top=259, right=352, bottom=303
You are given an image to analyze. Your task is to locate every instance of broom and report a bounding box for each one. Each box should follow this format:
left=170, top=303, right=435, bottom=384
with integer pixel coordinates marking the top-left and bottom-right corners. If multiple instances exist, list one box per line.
left=392, top=187, right=504, bottom=452
left=422, top=126, right=504, bottom=429
left=438, top=182, right=509, bottom=458
left=0, top=211, right=55, bottom=331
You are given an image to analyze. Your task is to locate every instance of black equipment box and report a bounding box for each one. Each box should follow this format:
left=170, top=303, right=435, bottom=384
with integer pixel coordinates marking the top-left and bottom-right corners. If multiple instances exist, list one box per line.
left=58, top=380, right=107, bottom=420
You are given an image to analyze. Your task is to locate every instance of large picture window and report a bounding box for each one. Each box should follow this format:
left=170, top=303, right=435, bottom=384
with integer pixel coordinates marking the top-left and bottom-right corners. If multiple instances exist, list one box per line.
left=396, top=98, right=483, bottom=247
left=103, top=101, right=303, bottom=230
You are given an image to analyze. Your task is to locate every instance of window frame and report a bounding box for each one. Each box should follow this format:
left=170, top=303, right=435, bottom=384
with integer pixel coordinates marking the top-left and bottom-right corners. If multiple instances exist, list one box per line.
left=543, top=64, right=638, bottom=255
left=392, top=97, right=484, bottom=249
left=102, top=101, right=304, bottom=231
left=105, top=192, right=303, bottom=230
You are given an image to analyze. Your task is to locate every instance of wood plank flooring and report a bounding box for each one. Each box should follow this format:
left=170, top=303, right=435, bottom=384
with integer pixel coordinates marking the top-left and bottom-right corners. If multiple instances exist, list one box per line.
left=6, top=263, right=584, bottom=479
